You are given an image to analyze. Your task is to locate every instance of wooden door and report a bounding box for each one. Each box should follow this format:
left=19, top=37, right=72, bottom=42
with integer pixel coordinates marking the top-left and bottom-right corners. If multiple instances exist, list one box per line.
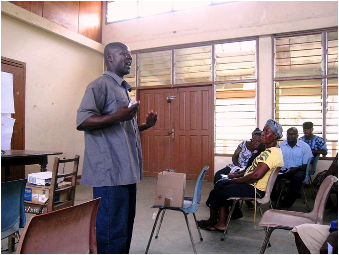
left=139, top=85, right=213, bottom=181
left=1, top=57, right=26, bottom=181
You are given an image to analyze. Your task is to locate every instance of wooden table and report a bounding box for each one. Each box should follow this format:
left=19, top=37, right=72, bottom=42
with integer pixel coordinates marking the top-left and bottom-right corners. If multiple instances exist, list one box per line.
left=1, top=150, right=62, bottom=181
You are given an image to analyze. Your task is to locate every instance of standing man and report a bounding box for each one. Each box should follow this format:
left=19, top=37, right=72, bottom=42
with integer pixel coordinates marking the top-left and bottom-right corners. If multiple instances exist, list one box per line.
left=271, top=127, right=313, bottom=208
left=76, top=42, right=157, bottom=254
left=299, top=121, right=327, bottom=156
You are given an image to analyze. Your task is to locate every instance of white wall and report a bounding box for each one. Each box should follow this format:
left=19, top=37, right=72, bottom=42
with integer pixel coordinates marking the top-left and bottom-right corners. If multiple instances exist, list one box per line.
left=1, top=3, right=104, bottom=175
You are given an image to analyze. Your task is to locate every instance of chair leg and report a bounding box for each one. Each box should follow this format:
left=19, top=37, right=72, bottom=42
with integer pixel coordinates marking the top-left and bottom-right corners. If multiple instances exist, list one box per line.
left=8, top=234, right=15, bottom=253
left=155, top=209, right=166, bottom=239
left=276, top=180, right=287, bottom=208
left=193, top=212, right=203, bottom=241
left=145, top=209, right=163, bottom=254
left=239, top=200, right=244, bottom=209
left=258, top=204, right=263, bottom=217
left=309, top=177, right=317, bottom=199
left=257, top=204, right=271, bottom=248
left=260, top=227, right=274, bottom=254
left=263, top=227, right=272, bottom=248
left=221, top=200, right=236, bottom=241
left=301, top=186, right=311, bottom=212
left=183, top=213, right=197, bottom=254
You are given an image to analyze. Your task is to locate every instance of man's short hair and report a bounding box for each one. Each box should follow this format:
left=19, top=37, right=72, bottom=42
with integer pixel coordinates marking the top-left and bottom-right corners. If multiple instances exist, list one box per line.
left=104, top=42, right=126, bottom=63
left=303, top=122, right=313, bottom=129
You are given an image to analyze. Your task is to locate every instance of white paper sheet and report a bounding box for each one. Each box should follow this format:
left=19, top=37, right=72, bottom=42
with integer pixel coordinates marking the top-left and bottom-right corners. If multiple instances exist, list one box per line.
left=1, top=71, right=15, bottom=113
left=1, top=114, right=15, bottom=150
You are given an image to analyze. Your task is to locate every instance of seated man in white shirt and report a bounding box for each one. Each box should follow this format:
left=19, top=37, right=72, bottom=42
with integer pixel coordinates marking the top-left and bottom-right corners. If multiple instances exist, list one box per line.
left=271, top=127, right=313, bottom=209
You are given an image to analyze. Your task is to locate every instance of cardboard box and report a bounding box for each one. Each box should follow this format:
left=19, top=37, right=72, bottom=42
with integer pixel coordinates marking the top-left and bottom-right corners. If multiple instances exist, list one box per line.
left=24, top=181, right=71, bottom=205
left=154, top=171, right=186, bottom=208
left=27, top=171, right=64, bottom=186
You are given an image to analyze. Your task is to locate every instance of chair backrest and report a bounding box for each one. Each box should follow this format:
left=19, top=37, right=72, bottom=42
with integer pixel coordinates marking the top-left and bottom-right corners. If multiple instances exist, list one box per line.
left=24, top=155, right=80, bottom=214
left=16, top=198, right=100, bottom=254
left=257, top=167, right=281, bottom=205
left=189, top=166, right=209, bottom=210
left=48, top=155, right=80, bottom=212
left=1, top=179, right=27, bottom=239
left=309, top=175, right=337, bottom=224
left=303, top=154, right=320, bottom=183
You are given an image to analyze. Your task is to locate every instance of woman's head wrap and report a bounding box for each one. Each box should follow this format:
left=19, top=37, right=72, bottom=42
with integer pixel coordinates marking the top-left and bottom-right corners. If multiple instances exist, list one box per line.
left=265, top=119, right=283, bottom=139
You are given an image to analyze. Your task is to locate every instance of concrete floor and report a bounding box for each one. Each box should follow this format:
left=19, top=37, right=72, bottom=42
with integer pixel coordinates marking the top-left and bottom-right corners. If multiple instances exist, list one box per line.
left=2, top=176, right=337, bottom=254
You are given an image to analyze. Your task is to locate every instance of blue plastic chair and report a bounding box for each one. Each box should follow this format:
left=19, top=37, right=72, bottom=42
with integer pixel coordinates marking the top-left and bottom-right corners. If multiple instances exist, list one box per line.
left=1, top=179, right=27, bottom=252
left=145, top=166, right=209, bottom=254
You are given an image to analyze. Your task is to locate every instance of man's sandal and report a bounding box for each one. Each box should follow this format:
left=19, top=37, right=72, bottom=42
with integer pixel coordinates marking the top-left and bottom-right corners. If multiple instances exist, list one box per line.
left=197, top=220, right=213, bottom=229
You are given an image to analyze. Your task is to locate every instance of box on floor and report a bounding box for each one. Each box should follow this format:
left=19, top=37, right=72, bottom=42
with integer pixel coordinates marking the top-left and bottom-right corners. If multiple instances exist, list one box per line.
left=154, top=171, right=186, bottom=208
left=24, top=181, right=71, bottom=205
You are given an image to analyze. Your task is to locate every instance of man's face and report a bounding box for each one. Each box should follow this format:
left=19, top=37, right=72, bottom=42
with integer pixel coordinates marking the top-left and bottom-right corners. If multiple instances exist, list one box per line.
left=109, top=45, right=132, bottom=77
left=287, top=128, right=298, bottom=146
left=303, top=128, right=313, bottom=138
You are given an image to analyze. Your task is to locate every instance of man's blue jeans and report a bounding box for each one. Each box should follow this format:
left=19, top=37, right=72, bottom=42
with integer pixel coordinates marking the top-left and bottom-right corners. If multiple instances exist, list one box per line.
left=93, top=184, right=136, bottom=254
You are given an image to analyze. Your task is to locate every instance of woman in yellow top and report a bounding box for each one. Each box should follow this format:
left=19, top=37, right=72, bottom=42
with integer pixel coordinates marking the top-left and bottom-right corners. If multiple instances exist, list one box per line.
left=198, top=119, right=284, bottom=231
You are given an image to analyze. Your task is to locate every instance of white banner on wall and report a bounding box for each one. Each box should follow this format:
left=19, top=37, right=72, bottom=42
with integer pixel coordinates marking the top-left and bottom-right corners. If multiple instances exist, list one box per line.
left=1, top=71, right=15, bottom=114
left=1, top=71, right=15, bottom=150
left=1, top=114, right=15, bottom=150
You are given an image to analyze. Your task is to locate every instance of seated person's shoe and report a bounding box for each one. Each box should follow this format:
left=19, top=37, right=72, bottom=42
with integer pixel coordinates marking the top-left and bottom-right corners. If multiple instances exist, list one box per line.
left=325, top=197, right=334, bottom=209
left=329, top=205, right=337, bottom=214
left=277, top=200, right=293, bottom=209
left=245, top=201, right=254, bottom=209
left=271, top=201, right=278, bottom=209
left=231, top=207, right=243, bottom=219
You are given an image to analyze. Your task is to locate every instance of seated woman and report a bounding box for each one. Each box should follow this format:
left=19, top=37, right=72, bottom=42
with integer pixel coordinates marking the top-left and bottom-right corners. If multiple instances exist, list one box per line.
left=214, top=128, right=265, bottom=184
left=215, top=130, right=265, bottom=212
left=198, top=119, right=284, bottom=231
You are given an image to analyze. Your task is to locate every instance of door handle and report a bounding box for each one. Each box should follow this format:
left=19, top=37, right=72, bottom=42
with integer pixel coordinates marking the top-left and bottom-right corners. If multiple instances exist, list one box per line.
left=167, top=128, right=175, bottom=139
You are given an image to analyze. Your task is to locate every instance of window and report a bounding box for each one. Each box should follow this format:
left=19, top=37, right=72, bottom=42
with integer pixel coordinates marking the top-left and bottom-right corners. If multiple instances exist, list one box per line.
left=106, top=1, right=233, bottom=23
left=106, top=1, right=137, bottom=22
left=274, top=29, right=338, bottom=156
left=174, top=45, right=212, bottom=84
left=214, top=40, right=257, bottom=154
left=138, top=1, right=172, bottom=17
left=138, top=50, right=172, bottom=87
left=173, top=1, right=211, bottom=11
left=326, top=78, right=338, bottom=156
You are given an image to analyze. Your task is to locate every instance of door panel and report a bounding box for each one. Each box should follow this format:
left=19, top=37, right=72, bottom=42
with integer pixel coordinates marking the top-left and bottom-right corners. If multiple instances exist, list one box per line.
left=139, top=85, right=213, bottom=181
left=173, top=86, right=213, bottom=180
left=139, top=89, right=175, bottom=176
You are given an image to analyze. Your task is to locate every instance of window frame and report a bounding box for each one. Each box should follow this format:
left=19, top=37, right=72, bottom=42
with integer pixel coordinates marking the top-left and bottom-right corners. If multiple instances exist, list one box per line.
left=106, top=1, right=235, bottom=24
left=273, top=27, right=338, bottom=157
